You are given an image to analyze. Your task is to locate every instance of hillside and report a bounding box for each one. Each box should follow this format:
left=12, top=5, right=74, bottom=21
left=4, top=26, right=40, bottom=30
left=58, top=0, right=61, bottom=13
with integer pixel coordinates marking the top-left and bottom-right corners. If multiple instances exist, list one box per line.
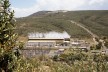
left=16, top=10, right=108, bottom=37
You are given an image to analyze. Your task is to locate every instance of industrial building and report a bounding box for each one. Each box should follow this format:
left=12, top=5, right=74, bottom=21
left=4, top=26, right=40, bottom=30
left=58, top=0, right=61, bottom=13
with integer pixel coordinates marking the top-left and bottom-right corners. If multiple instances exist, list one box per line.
left=26, top=31, right=70, bottom=48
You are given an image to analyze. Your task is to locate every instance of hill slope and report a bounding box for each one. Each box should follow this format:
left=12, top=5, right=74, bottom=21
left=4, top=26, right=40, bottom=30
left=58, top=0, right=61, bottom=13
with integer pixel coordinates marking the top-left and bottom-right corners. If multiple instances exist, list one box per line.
left=16, top=10, right=108, bottom=37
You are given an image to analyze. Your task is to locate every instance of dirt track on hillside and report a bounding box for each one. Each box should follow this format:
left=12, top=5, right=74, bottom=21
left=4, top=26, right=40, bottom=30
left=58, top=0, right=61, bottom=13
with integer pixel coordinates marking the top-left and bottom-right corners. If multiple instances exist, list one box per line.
left=70, top=20, right=98, bottom=38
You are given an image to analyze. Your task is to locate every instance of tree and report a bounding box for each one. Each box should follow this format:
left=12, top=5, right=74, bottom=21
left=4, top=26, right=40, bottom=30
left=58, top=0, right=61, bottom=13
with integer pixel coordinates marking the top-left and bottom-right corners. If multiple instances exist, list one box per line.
left=0, top=0, right=18, bottom=71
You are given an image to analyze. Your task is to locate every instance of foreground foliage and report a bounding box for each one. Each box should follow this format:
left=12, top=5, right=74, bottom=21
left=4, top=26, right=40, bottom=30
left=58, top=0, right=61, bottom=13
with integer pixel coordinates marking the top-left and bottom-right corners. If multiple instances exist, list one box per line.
left=0, top=0, right=19, bottom=71
left=9, top=49, right=108, bottom=72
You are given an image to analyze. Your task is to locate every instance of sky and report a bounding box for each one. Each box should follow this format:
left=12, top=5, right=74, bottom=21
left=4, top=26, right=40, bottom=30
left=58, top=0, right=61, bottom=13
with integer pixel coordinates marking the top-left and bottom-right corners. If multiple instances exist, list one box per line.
left=9, top=0, right=108, bottom=17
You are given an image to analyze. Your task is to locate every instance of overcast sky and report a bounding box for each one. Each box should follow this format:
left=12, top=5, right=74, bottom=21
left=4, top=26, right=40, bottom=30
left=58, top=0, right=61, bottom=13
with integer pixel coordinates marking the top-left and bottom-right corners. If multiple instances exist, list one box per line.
left=10, top=0, right=108, bottom=17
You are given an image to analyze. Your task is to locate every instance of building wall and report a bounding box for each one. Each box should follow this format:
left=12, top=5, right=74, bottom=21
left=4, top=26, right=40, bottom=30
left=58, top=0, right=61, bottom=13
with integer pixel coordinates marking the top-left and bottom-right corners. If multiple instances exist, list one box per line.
left=26, top=39, right=64, bottom=47
left=26, top=41, right=56, bottom=47
left=28, top=39, right=64, bottom=43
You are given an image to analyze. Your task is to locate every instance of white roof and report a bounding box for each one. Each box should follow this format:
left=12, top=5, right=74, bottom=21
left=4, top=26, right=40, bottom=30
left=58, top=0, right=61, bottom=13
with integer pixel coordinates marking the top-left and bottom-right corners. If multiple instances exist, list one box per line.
left=28, top=31, right=70, bottom=39
left=28, top=40, right=56, bottom=42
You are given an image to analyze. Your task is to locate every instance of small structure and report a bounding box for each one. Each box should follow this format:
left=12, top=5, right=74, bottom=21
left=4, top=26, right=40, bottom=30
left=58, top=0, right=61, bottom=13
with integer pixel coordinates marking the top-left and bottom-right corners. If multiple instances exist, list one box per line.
left=71, top=39, right=90, bottom=51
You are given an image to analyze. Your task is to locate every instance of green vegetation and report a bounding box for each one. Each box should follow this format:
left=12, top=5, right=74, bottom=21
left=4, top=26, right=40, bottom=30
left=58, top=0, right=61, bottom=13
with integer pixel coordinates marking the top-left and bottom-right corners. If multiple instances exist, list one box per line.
left=16, top=17, right=90, bottom=37
left=63, top=11, right=108, bottom=36
left=16, top=10, right=108, bottom=37
left=0, top=0, right=20, bottom=71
